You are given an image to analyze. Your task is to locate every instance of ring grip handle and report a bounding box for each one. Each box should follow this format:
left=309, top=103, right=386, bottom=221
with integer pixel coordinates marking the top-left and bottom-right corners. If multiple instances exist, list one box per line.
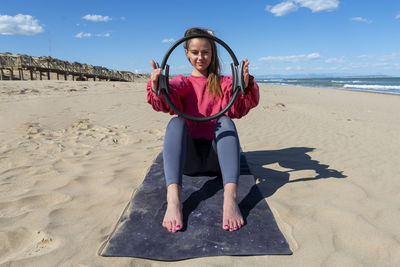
left=155, top=62, right=170, bottom=96
left=231, top=60, right=246, bottom=94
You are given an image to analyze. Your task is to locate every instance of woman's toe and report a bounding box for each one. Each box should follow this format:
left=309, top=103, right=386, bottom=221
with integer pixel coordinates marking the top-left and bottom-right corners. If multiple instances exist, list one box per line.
left=222, top=219, right=229, bottom=230
left=229, top=221, right=234, bottom=231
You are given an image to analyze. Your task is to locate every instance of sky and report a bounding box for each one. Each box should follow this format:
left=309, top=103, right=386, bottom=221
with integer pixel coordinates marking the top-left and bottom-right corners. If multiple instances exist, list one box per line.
left=1, top=0, right=400, bottom=77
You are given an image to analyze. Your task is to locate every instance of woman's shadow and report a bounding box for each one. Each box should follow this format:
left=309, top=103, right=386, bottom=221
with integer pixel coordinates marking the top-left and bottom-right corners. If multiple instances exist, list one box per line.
left=238, top=147, right=346, bottom=221
left=181, top=147, right=347, bottom=227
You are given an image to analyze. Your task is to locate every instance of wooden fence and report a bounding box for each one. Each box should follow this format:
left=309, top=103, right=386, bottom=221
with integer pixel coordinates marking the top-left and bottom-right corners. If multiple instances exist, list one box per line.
left=0, top=53, right=136, bottom=82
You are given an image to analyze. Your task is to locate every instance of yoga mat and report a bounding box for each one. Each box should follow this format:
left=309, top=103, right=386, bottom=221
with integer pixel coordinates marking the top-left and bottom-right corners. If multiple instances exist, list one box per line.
left=99, top=152, right=292, bottom=261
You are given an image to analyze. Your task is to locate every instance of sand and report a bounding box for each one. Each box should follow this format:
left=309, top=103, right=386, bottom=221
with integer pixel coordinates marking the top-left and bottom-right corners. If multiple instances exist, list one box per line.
left=0, top=80, right=399, bottom=266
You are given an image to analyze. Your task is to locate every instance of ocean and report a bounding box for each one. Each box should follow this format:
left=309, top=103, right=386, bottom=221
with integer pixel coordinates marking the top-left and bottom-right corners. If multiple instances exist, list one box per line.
left=254, top=77, right=400, bottom=95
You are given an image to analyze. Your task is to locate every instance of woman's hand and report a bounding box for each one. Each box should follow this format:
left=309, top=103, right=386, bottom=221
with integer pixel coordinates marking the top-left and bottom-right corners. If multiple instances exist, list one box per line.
left=150, top=60, right=162, bottom=93
left=243, top=59, right=250, bottom=89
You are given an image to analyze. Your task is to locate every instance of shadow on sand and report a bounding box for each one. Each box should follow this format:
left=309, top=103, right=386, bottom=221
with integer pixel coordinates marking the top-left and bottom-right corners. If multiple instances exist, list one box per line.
left=238, top=147, right=347, bottom=221
left=180, top=147, right=346, bottom=226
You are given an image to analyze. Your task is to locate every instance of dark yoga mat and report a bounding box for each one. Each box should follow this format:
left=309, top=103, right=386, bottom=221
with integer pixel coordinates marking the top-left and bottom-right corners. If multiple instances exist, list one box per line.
left=99, top=152, right=292, bottom=261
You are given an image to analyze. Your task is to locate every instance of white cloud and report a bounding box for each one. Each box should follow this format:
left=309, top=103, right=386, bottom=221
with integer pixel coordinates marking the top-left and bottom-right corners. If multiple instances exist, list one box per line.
left=396, top=13, right=400, bottom=19
left=351, top=17, right=372, bottom=24
left=298, top=0, right=339, bottom=12
left=357, top=54, right=374, bottom=59
left=82, top=14, right=112, bottom=22
left=75, top=32, right=91, bottom=38
left=266, top=2, right=298, bottom=16
left=313, top=66, right=339, bottom=71
left=285, top=66, right=303, bottom=71
left=0, top=14, right=44, bottom=35
left=259, top=53, right=321, bottom=62
left=325, top=57, right=345, bottom=63
left=356, top=53, right=400, bottom=61
left=75, top=32, right=110, bottom=38
left=95, top=32, right=110, bottom=37
left=162, top=38, right=175, bottom=43
left=266, top=0, right=339, bottom=16
left=377, top=53, right=400, bottom=61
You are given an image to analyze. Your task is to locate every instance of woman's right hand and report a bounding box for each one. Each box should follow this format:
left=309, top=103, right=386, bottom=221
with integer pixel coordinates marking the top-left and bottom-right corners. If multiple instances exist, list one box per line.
left=150, top=60, right=161, bottom=93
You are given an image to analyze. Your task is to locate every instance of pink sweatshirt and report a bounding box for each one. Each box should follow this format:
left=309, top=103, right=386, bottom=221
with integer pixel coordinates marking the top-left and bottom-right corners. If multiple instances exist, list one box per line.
left=147, top=75, right=259, bottom=140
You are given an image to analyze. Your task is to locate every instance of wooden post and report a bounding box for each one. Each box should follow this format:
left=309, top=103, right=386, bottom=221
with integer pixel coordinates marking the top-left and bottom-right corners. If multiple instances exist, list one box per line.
left=30, top=69, right=34, bottom=80
left=47, top=71, right=50, bottom=80
left=10, top=69, right=13, bottom=80
left=64, top=72, right=68, bottom=80
left=57, top=73, right=59, bottom=80
left=40, top=71, right=42, bottom=80
left=0, top=69, right=3, bottom=80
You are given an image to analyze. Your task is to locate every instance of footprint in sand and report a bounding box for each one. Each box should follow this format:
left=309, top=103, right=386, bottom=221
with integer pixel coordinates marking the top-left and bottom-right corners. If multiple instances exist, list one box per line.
left=18, top=123, right=64, bottom=155
left=111, top=103, right=122, bottom=109
left=19, top=88, right=39, bottom=95
left=262, top=103, right=287, bottom=111
left=0, top=228, right=59, bottom=264
left=24, top=122, right=42, bottom=136
left=71, top=119, right=92, bottom=131
left=146, top=129, right=163, bottom=135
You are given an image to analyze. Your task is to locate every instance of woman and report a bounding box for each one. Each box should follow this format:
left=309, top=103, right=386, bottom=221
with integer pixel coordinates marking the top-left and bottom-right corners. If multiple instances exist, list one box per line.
left=147, top=27, right=259, bottom=233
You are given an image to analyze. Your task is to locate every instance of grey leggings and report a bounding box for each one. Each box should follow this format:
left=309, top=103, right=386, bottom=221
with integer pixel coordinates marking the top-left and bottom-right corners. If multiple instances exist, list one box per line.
left=163, top=116, right=240, bottom=187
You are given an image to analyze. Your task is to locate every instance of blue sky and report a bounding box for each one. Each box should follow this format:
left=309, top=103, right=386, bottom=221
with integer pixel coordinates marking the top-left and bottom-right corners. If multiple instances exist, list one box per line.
left=1, top=0, right=400, bottom=76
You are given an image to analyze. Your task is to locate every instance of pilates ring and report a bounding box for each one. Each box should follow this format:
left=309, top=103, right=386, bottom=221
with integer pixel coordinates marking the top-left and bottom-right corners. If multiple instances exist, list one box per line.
left=154, top=34, right=246, bottom=122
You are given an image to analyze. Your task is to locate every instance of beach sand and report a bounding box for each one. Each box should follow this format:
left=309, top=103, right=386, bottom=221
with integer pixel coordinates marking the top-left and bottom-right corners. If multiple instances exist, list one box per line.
left=1, top=80, right=399, bottom=266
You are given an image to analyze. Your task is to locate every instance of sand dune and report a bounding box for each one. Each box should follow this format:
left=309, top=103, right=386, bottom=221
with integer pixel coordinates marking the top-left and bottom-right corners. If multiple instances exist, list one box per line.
left=1, top=80, right=399, bottom=266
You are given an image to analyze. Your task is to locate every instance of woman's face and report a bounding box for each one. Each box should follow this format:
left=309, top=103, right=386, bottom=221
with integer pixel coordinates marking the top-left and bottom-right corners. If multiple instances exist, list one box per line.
left=185, top=38, right=212, bottom=76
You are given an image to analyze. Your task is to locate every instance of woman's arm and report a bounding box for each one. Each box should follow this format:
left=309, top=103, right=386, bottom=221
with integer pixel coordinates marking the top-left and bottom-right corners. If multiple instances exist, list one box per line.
left=221, top=59, right=260, bottom=118
left=146, top=60, right=189, bottom=114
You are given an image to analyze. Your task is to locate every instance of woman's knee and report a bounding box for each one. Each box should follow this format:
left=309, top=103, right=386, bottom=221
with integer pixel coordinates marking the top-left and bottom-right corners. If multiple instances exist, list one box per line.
left=215, top=116, right=237, bottom=133
left=216, top=115, right=233, bottom=124
left=166, top=117, right=187, bottom=132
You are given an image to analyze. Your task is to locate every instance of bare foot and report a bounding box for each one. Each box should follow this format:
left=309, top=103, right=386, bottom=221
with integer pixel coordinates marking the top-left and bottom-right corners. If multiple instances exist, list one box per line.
left=222, top=183, right=244, bottom=231
left=162, top=184, right=183, bottom=233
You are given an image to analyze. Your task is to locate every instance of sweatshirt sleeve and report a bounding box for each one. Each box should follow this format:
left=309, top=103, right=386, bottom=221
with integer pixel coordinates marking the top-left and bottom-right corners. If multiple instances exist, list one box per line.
left=146, top=75, right=190, bottom=115
left=221, top=75, right=260, bottom=118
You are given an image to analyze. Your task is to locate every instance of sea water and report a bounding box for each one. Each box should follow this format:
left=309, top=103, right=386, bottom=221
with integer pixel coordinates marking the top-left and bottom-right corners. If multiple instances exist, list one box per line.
left=255, top=77, right=400, bottom=95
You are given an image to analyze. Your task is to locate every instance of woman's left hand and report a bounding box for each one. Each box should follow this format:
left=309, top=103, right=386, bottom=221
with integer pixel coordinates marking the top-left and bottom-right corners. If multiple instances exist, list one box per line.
left=243, top=59, right=250, bottom=88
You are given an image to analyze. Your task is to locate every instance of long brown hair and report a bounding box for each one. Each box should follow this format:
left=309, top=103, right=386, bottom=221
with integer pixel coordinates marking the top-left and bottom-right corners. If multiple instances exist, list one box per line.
left=184, top=27, right=222, bottom=97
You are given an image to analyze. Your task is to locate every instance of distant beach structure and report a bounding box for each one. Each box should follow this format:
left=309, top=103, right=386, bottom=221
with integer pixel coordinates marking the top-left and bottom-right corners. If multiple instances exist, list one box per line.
left=0, top=52, right=146, bottom=82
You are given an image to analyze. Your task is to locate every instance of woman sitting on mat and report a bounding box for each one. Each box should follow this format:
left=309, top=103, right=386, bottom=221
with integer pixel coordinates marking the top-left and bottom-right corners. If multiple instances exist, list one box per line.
left=147, top=27, right=259, bottom=233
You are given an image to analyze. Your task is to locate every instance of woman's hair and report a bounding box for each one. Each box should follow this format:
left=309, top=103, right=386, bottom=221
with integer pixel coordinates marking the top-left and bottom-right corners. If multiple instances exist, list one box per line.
left=184, top=27, right=222, bottom=97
